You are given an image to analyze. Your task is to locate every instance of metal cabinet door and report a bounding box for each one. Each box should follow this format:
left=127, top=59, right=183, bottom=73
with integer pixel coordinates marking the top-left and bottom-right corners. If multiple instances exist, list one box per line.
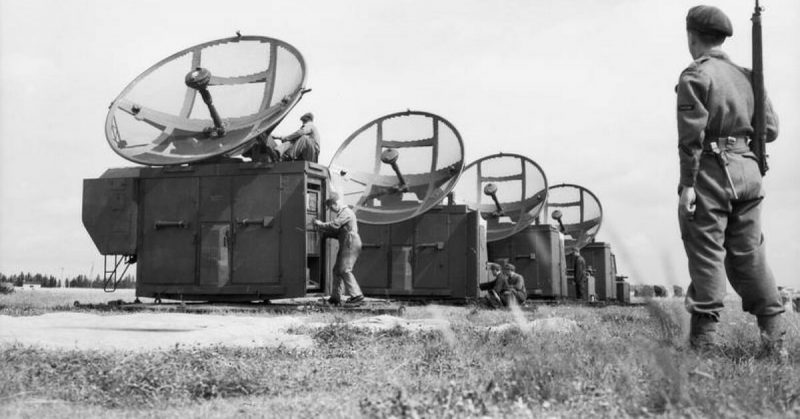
left=140, top=177, right=198, bottom=285
left=199, top=177, right=232, bottom=288
left=231, top=175, right=281, bottom=285
left=355, top=225, right=390, bottom=289
left=413, top=213, right=450, bottom=290
left=510, top=229, right=540, bottom=294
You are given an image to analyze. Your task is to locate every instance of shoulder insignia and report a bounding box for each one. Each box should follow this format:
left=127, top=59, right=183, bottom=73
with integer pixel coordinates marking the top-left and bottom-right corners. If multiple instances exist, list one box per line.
left=678, top=104, right=695, bottom=111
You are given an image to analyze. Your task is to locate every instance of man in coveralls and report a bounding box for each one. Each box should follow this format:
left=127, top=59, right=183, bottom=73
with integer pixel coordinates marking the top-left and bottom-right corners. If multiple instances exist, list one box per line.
left=313, top=192, right=364, bottom=305
left=571, top=247, right=587, bottom=300
left=676, top=5, right=785, bottom=355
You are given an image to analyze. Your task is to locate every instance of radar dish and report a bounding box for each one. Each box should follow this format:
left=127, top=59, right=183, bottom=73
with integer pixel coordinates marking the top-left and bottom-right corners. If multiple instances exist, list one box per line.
left=453, top=153, right=548, bottom=242
left=545, top=183, right=603, bottom=251
left=105, top=35, right=307, bottom=165
left=329, top=110, right=464, bottom=225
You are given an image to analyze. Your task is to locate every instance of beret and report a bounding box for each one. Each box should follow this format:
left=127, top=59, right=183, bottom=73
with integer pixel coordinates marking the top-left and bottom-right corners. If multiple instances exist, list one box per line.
left=301, top=112, right=314, bottom=121
left=686, top=5, right=732, bottom=37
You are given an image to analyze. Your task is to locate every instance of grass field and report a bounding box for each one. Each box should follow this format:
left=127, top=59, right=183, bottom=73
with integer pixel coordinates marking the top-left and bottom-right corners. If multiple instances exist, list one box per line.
left=1, top=288, right=799, bottom=418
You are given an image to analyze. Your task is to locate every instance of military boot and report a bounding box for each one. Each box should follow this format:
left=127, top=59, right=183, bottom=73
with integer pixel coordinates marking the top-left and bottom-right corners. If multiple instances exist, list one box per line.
left=689, top=313, right=718, bottom=351
left=757, top=314, right=788, bottom=362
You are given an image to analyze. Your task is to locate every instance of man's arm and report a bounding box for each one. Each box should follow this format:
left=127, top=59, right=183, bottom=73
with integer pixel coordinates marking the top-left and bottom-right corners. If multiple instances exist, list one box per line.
left=765, top=95, right=779, bottom=142
left=479, top=280, right=497, bottom=291
left=676, top=67, right=710, bottom=188
left=282, top=123, right=313, bottom=142
left=512, top=274, right=527, bottom=295
left=316, top=208, right=352, bottom=230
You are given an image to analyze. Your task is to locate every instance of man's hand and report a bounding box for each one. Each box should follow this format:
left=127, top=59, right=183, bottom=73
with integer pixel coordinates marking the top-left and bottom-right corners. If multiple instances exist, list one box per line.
left=679, top=186, right=696, bottom=220
left=312, top=218, right=323, bottom=227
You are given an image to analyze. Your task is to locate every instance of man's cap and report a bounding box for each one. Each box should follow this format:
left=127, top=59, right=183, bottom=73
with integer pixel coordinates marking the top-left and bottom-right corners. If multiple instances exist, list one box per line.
left=502, top=263, right=516, bottom=271
left=487, top=262, right=501, bottom=270
left=300, top=112, right=314, bottom=121
left=324, top=191, right=340, bottom=206
left=686, top=5, right=732, bottom=37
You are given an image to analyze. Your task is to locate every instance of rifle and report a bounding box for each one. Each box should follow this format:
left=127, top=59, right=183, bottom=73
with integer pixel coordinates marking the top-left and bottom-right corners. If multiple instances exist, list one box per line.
left=751, top=0, right=769, bottom=175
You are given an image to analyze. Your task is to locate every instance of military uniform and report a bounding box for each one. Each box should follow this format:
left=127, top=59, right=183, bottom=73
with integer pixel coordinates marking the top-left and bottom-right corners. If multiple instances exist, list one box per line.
left=483, top=266, right=526, bottom=308
left=498, top=271, right=527, bottom=306
left=281, top=119, right=320, bottom=162
left=572, top=251, right=587, bottom=300
left=677, top=7, right=783, bottom=325
left=317, top=204, right=363, bottom=303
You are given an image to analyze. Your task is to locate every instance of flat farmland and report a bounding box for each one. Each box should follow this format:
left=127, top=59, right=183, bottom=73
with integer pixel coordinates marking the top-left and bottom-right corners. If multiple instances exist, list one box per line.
left=1, top=288, right=799, bottom=418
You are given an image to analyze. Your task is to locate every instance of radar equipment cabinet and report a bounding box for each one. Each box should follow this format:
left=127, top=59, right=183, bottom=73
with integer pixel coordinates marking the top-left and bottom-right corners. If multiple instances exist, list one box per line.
left=329, top=110, right=488, bottom=300
left=82, top=35, right=334, bottom=301
left=454, top=153, right=566, bottom=299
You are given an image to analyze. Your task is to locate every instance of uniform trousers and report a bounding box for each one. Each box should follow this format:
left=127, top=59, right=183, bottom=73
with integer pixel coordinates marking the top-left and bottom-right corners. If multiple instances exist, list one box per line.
left=679, top=149, right=783, bottom=320
left=284, top=135, right=319, bottom=162
left=330, top=232, right=363, bottom=300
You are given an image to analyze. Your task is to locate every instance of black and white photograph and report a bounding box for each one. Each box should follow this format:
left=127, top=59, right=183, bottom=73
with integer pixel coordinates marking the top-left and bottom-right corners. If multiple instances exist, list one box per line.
left=1, top=0, right=799, bottom=417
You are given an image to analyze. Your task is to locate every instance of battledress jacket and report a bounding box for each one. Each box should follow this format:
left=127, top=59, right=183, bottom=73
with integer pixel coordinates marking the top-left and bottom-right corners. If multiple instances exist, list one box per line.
left=676, top=50, right=778, bottom=188
left=496, top=272, right=527, bottom=303
left=318, top=206, right=359, bottom=242
left=285, top=121, right=321, bottom=144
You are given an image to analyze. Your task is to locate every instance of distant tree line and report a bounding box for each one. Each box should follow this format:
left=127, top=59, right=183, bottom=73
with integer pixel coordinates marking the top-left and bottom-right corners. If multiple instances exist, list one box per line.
left=0, top=272, right=135, bottom=289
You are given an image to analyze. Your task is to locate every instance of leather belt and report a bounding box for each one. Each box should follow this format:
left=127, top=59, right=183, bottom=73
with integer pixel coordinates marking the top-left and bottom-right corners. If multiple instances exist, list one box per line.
left=702, top=136, right=750, bottom=153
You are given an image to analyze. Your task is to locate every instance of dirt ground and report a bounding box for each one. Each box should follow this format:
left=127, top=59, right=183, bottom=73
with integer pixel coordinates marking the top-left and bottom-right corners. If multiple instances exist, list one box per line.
left=0, top=309, right=468, bottom=352
left=0, top=308, right=578, bottom=352
left=0, top=288, right=580, bottom=352
left=0, top=312, right=317, bottom=352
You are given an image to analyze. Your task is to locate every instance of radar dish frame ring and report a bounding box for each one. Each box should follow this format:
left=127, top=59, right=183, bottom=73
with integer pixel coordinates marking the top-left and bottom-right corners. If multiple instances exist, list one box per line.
left=546, top=182, right=604, bottom=251
left=329, top=110, right=465, bottom=225
left=105, top=35, right=307, bottom=166
left=459, top=152, right=549, bottom=242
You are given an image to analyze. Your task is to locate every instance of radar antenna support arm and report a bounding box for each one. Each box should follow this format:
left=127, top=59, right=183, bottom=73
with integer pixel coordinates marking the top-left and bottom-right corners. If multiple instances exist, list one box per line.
left=380, top=148, right=409, bottom=192
left=185, top=67, right=226, bottom=137
left=751, top=0, right=769, bottom=175
left=551, top=210, right=566, bottom=233
left=483, top=183, right=504, bottom=217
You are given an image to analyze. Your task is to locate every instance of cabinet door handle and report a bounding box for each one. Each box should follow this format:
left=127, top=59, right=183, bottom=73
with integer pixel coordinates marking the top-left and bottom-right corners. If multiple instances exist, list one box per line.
left=416, top=242, right=445, bottom=250
left=154, top=220, right=188, bottom=230
left=236, top=216, right=274, bottom=228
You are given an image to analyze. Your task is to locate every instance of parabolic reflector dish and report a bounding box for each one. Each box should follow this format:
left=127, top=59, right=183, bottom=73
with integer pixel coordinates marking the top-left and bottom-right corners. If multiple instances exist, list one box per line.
left=329, top=110, right=464, bottom=225
left=545, top=183, right=603, bottom=251
left=453, top=153, right=548, bottom=242
left=105, top=35, right=307, bottom=165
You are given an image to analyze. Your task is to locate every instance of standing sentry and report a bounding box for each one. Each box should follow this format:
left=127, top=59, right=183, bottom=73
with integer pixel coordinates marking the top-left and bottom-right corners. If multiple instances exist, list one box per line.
left=675, top=4, right=785, bottom=359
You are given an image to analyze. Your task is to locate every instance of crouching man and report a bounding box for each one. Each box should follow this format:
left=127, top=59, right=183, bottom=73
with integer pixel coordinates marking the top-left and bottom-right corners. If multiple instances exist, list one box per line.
left=480, top=263, right=527, bottom=308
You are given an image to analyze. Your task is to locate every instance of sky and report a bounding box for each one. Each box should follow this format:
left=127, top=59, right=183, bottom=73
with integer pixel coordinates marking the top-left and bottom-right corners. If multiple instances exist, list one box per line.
left=1, top=0, right=798, bottom=290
